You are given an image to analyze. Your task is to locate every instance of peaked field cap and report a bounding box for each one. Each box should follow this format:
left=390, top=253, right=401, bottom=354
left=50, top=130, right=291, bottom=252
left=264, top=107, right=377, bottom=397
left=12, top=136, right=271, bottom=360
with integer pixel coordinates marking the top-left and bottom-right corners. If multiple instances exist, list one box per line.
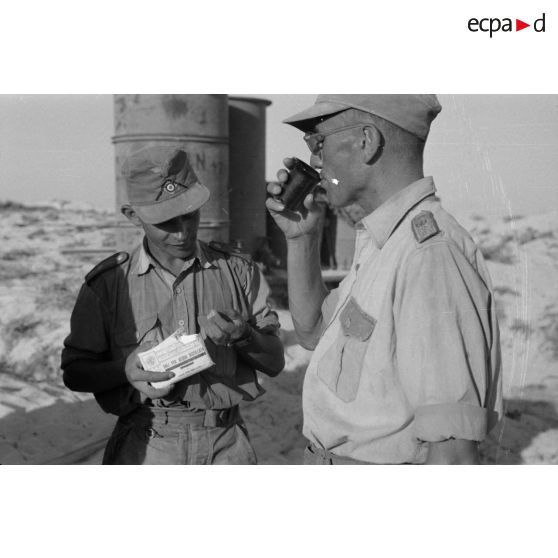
left=283, top=94, right=442, bottom=139
left=122, top=146, right=210, bottom=224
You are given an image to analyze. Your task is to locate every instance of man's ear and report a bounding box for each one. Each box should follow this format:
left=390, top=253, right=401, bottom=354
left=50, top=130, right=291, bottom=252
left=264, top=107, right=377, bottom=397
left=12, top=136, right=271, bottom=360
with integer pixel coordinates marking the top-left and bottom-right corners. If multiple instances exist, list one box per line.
left=121, top=204, right=142, bottom=227
left=361, top=125, right=383, bottom=164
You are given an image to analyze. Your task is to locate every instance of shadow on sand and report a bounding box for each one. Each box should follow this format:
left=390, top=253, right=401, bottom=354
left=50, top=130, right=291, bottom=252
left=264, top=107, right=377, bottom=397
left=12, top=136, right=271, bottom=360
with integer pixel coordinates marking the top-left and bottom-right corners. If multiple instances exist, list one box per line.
left=2, top=381, right=557, bottom=465
left=0, top=396, right=115, bottom=464
left=481, top=387, right=558, bottom=464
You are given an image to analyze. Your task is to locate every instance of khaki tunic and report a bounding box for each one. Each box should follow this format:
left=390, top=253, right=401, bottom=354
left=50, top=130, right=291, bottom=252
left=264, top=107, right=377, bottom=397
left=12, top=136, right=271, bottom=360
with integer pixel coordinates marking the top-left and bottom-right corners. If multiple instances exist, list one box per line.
left=303, top=177, right=503, bottom=464
left=62, top=240, right=280, bottom=416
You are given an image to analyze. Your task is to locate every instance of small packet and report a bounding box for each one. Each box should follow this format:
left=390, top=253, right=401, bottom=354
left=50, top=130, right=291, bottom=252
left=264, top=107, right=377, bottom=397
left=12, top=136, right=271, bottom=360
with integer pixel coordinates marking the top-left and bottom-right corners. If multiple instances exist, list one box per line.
left=138, top=327, right=214, bottom=389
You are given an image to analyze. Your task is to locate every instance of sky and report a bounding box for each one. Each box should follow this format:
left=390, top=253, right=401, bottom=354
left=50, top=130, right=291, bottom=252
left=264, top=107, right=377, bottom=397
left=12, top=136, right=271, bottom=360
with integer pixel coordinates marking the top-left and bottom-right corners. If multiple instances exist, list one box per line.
left=1, top=94, right=557, bottom=220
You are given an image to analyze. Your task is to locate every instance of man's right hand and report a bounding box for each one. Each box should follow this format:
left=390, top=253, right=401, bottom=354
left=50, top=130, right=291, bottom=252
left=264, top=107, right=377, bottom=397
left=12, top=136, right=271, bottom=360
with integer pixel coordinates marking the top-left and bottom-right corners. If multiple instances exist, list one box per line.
left=265, top=157, right=324, bottom=240
left=124, top=342, right=175, bottom=400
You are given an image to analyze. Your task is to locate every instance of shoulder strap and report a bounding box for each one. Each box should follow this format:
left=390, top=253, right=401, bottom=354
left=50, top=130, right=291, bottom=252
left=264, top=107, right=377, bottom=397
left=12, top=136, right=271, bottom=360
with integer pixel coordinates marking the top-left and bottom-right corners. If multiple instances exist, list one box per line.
left=411, top=211, right=440, bottom=244
left=208, top=241, right=252, bottom=263
left=85, top=251, right=129, bottom=284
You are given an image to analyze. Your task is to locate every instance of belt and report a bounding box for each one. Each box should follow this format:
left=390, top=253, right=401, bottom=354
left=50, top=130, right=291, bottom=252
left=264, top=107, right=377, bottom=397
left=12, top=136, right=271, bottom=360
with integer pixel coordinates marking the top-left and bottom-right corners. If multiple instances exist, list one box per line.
left=124, top=405, right=241, bottom=429
left=308, top=443, right=373, bottom=465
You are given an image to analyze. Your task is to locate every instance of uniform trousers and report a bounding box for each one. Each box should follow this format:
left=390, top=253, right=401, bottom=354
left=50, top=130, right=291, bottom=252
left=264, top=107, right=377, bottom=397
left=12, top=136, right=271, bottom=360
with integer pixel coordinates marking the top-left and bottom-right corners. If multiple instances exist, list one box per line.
left=102, top=405, right=257, bottom=465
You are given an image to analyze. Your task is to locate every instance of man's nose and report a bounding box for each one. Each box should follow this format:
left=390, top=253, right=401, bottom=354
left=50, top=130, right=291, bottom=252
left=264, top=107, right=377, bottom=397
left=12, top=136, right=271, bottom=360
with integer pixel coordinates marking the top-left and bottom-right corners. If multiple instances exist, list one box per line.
left=174, top=228, right=186, bottom=240
left=174, top=217, right=190, bottom=238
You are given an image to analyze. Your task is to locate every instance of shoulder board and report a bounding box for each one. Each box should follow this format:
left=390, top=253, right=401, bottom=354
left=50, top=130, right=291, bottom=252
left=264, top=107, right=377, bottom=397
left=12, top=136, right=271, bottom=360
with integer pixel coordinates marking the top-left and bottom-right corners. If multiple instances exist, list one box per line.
left=85, top=251, right=129, bottom=284
left=208, top=241, right=252, bottom=262
left=411, top=211, right=440, bottom=244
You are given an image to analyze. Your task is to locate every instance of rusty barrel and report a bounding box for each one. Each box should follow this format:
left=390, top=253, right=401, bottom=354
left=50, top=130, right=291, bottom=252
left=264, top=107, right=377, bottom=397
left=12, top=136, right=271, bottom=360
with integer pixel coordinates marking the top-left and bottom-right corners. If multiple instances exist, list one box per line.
left=227, top=96, right=271, bottom=255
left=112, top=94, right=229, bottom=250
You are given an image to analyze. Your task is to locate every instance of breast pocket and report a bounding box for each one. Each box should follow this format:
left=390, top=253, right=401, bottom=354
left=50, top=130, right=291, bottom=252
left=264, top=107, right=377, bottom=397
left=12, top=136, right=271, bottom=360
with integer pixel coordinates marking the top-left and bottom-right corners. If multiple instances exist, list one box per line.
left=317, top=297, right=376, bottom=402
left=114, top=314, right=162, bottom=356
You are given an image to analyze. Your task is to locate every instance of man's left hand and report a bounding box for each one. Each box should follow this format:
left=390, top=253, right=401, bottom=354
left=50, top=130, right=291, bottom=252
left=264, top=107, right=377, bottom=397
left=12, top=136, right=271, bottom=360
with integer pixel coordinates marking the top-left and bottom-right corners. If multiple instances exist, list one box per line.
left=198, top=309, right=250, bottom=346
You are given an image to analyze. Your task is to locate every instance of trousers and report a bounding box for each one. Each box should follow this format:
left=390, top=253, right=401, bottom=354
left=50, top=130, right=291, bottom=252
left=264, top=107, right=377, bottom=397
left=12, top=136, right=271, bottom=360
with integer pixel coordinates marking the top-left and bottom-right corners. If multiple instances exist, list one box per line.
left=102, top=405, right=257, bottom=465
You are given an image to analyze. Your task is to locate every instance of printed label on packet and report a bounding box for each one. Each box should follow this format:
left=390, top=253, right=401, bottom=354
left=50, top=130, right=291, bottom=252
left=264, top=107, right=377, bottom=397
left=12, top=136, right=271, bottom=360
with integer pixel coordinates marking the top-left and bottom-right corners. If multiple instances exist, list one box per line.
left=138, top=327, right=214, bottom=389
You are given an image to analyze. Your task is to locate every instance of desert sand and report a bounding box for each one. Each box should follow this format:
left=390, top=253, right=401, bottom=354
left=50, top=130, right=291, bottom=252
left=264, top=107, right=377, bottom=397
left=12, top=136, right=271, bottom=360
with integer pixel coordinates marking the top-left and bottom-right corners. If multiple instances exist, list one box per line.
left=1, top=200, right=557, bottom=464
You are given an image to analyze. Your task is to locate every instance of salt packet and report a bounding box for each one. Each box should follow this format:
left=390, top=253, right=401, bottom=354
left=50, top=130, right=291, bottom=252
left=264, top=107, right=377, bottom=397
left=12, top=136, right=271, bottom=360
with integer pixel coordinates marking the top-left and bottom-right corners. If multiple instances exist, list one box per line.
left=138, top=327, right=214, bottom=389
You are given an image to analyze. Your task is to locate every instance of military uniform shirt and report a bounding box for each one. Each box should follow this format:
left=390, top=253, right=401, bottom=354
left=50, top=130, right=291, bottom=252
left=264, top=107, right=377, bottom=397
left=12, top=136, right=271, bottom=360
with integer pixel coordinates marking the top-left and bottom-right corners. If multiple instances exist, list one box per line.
left=62, top=240, right=280, bottom=414
left=303, top=177, right=503, bottom=464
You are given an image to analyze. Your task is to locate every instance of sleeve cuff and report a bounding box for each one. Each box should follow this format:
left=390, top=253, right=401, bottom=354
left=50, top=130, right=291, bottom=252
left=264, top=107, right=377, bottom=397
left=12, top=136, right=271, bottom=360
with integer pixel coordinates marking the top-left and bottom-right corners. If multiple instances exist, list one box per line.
left=415, top=403, right=487, bottom=442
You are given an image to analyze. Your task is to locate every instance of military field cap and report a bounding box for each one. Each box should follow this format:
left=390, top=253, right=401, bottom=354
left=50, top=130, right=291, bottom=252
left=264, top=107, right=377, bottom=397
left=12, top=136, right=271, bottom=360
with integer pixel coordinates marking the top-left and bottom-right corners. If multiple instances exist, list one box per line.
left=122, top=146, right=210, bottom=224
left=283, top=94, right=442, bottom=140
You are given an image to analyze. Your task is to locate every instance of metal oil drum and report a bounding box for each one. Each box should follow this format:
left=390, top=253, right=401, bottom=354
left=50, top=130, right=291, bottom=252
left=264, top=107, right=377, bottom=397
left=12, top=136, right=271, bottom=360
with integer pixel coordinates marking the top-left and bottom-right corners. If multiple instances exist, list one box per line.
left=227, top=96, right=271, bottom=255
left=112, top=94, right=229, bottom=250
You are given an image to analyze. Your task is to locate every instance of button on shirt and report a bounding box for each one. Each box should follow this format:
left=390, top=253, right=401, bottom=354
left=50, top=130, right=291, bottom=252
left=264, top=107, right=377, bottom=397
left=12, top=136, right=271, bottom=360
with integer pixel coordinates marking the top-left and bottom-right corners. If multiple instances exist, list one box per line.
left=303, top=177, right=503, bottom=464
left=62, top=240, right=280, bottom=414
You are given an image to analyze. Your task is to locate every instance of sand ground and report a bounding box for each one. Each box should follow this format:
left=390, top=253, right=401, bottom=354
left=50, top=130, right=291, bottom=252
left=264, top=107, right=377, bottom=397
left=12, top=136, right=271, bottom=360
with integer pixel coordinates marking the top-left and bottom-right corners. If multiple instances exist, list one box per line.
left=1, top=201, right=557, bottom=464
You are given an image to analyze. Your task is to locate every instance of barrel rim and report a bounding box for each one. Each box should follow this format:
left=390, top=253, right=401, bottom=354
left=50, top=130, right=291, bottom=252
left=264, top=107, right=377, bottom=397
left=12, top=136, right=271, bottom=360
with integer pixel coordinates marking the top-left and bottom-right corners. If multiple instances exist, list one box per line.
left=228, top=95, right=272, bottom=106
left=112, top=133, right=229, bottom=145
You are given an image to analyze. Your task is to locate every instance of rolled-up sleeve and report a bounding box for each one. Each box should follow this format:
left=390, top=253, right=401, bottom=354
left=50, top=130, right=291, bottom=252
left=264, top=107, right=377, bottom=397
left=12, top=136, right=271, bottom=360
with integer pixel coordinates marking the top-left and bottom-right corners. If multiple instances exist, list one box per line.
left=394, top=240, right=499, bottom=442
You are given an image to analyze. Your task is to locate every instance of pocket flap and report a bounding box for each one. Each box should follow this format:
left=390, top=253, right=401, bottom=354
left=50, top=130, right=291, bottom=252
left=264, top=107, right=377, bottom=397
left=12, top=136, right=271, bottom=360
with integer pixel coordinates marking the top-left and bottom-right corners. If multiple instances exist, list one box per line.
left=339, top=297, right=376, bottom=341
left=115, top=315, right=160, bottom=346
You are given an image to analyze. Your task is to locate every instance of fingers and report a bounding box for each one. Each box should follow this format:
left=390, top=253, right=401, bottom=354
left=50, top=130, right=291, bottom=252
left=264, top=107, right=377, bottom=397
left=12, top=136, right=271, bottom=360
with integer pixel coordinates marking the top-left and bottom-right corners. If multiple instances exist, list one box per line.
left=131, top=380, right=173, bottom=399
left=198, top=313, right=228, bottom=344
left=267, top=179, right=282, bottom=194
left=266, top=195, right=285, bottom=213
left=282, top=157, right=295, bottom=169
left=276, top=168, right=289, bottom=183
left=198, top=313, right=224, bottom=335
left=212, top=310, right=249, bottom=342
left=209, top=310, right=237, bottom=331
left=199, top=310, right=248, bottom=345
left=303, top=191, right=321, bottom=211
left=218, top=308, right=244, bottom=324
left=128, top=368, right=175, bottom=383
left=212, top=310, right=247, bottom=335
left=267, top=181, right=284, bottom=197
left=266, top=182, right=285, bottom=212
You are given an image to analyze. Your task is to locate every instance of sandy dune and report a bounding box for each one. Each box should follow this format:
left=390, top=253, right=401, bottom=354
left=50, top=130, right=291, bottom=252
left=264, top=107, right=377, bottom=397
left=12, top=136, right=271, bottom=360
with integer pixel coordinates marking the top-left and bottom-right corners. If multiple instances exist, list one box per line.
left=1, top=201, right=557, bottom=464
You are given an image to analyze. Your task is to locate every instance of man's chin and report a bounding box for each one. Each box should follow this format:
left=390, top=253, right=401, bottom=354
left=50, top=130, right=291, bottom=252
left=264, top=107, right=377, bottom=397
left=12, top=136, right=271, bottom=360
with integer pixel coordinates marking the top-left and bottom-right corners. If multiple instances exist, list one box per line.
left=165, top=244, right=195, bottom=258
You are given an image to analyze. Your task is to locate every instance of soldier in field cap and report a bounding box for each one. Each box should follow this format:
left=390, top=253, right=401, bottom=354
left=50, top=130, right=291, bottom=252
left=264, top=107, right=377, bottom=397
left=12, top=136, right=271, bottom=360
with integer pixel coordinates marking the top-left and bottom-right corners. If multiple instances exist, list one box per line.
left=267, top=94, right=503, bottom=465
left=62, top=146, right=284, bottom=465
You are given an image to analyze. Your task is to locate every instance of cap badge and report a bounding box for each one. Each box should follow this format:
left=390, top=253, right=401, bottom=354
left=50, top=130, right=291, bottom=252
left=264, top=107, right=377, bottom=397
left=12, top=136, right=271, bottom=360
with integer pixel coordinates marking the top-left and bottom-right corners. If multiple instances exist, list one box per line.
left=164, top=181, right=177, bottom=193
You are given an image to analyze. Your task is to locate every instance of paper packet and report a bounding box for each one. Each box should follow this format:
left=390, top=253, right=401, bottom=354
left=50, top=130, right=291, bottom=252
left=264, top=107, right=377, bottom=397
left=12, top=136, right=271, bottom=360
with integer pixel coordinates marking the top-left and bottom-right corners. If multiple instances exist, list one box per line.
left=138, top=327, right=214, bottom=389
